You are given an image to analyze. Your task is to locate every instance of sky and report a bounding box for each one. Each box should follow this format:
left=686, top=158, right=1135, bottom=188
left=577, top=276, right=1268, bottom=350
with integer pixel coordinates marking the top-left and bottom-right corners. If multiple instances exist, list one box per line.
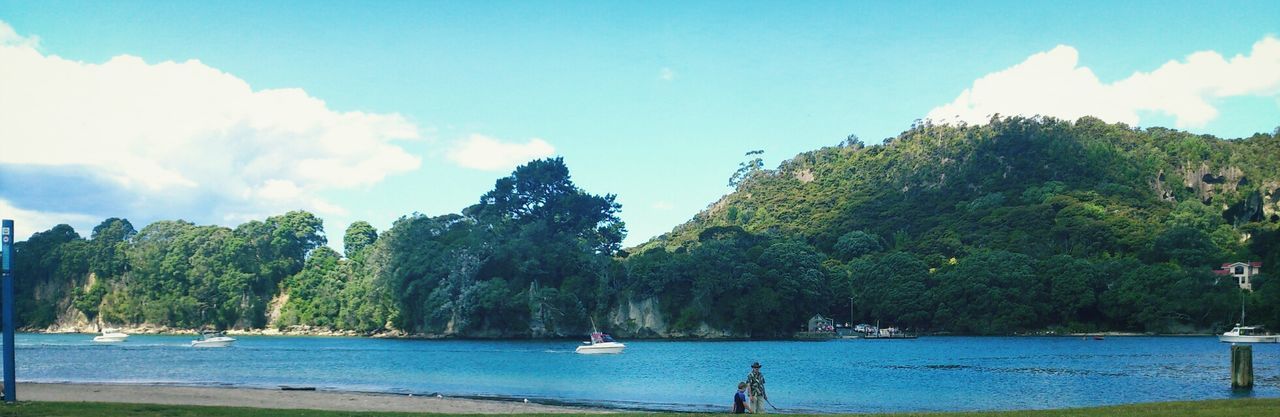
left=1, top=1, right=1278, bottom=251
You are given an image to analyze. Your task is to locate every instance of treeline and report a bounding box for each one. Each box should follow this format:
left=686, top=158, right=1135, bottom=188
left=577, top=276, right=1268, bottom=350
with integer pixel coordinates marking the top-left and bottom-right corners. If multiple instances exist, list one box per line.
left=9, top=117, right=1280, bottom=336
left=12, top=158, right=629, bottom=336
left=14, top=212, right=324, bottom=329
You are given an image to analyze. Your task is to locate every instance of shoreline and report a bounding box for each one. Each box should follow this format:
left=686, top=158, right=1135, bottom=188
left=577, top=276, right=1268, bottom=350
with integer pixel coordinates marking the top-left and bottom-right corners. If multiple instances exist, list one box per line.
left=16, top=382, right=611, bottom=414
left=15, top=381, right=1280, bottom=415
left=28, top=327, right=1220, bottom=339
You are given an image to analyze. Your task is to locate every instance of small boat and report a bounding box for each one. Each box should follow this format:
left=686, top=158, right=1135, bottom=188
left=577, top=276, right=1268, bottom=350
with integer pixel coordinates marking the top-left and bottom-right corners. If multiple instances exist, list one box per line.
left=92, top=328, right=129, bottom=343
left=576, top=331, right=625, bottom=354
left=191, top=331, right=236, bottom=348
left=576, top=319, right=625, bottom=354
left=1219, top=324, right=1280, bottom=343
left=1219, top=292, right=1279, bottom=343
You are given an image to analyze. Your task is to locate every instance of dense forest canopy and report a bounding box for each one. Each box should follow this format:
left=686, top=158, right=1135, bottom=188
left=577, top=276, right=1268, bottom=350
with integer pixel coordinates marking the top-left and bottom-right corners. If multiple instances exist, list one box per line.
left=6, top=118, right=1280, bottom=337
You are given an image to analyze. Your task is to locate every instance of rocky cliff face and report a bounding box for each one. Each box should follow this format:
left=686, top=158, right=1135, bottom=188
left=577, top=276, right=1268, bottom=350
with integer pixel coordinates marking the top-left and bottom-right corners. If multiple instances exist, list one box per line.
left=608, top=297, right=742, bottom=338
left=1172, top=162, right=1280, bottom=224
left=36, top=273, right=92, bottom=332
left=1263, top=182, right=1280, bottom=221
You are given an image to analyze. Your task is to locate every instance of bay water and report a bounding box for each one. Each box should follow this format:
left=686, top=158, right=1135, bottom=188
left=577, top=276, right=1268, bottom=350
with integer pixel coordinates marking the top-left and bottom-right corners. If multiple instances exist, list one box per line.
left=9, top=333, right=1279, bottom=413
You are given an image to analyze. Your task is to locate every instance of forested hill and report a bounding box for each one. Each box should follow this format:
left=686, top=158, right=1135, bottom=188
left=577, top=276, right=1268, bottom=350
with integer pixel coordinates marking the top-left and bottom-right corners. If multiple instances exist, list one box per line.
left=9, top=117, right=1280, bottom=337
left=630, top=116, right=1280, bottom=334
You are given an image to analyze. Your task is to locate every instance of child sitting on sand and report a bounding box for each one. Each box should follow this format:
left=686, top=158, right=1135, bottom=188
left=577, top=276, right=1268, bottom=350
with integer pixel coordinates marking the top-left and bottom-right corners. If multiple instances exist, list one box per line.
left=733, top=381, right=752, bottom=414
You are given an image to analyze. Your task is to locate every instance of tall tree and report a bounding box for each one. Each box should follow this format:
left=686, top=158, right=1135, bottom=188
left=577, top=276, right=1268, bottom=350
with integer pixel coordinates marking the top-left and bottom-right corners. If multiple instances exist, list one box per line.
left=343, top=221, right=378, bottom=258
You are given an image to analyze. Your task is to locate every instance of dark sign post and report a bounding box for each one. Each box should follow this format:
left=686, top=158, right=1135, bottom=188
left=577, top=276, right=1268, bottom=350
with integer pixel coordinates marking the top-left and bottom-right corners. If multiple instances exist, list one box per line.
left=1, top=219, right=14, bottom=403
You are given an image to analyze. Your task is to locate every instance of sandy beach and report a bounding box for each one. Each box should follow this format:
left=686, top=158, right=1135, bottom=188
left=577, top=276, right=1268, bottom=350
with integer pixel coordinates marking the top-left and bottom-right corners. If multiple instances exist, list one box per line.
left=18, top=383, right=608, bottom=414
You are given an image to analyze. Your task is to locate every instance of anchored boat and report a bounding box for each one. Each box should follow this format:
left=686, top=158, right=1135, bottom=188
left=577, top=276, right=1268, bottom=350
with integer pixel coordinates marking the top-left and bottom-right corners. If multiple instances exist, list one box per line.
left=1219, top=291, right=1278, bottom=343
left=1219, top=324, right=1279, bottom=343
left=92, top=328, right=129, bottom=343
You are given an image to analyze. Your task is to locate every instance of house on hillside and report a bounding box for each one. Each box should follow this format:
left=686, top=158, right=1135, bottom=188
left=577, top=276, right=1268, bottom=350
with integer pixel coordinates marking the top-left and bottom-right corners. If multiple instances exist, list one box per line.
left=1213, top=261, right=1262, bottom=291
left=795, top=314, right=838, bottom=340
left=807, top=314, right=834, bottom=332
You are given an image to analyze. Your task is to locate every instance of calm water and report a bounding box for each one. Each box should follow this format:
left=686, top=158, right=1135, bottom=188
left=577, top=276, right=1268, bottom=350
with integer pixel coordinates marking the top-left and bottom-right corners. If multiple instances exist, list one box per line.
left=6, top=333, right=1279, bottom=412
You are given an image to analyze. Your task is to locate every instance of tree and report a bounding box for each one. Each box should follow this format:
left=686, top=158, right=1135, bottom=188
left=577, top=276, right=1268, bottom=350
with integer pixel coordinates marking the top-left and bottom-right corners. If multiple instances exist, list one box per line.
left=930, top=250, right=1042, bottom=334
left=467, top=157, right=625, bottom=255
left=842, top=133, right=865, bottom=149
left=851, top=252, right=931, bottom=328
left=89, top=218, right=135, bottom=277
left=728, top=150, right=765, bottom=187
left=343, top=221, right=378, bottom=258
left=833, top=230, right=883, bottom=261
left=1151, top=226, right=1220, bottom=267
left=1038, top=255, right=1098, bottom=324
left=754, top=241, right=829, bottom=336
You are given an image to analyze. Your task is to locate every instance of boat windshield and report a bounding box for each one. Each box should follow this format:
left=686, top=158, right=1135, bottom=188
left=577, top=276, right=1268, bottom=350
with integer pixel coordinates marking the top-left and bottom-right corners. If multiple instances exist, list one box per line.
left=601, top=334, right=616, bottom=343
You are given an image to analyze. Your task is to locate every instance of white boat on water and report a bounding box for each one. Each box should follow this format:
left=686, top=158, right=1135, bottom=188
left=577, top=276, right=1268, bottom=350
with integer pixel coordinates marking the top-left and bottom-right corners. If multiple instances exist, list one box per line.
left=92, top=328, right=129, bottom=343
left=1219, top=324, right=1280, bottom=343
left=191, top=331, right=236, bottom=348
left=576, top=331, right=625, bottom=354
left=1219, top=292, right=1279, bottom=343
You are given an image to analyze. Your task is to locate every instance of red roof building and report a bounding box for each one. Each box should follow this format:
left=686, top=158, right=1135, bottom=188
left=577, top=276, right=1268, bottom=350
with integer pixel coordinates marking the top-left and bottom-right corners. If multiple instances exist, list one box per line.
left=1217, top=261, right=1262, bottom=291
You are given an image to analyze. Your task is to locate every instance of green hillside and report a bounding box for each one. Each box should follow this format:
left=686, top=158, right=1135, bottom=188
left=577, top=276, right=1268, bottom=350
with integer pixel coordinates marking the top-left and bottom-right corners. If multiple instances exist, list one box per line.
left=629, top=116, right=1280, bottom=334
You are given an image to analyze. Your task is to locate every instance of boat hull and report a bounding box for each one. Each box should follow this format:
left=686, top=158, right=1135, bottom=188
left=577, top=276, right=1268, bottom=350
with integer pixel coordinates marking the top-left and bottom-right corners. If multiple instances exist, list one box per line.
left=575, top=342, right=625, bottom=354
left=92, top=335, right=128, bottom=343
left=1219, top=335, right=1280, bottom=343
left=191, top=338, right=236, bottom=348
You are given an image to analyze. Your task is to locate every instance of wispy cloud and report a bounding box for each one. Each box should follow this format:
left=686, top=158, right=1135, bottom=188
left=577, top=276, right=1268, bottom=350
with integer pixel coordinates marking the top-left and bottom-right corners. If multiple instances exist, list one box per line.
left=446, top=134, right=556, bottom=171
left=0, top=20, right=420, bottom=236
left=658, top=67, right=676, bottom=81
left=928, top=36, right=1280, bottom=128
left=651, top=201, right=674, bottom=210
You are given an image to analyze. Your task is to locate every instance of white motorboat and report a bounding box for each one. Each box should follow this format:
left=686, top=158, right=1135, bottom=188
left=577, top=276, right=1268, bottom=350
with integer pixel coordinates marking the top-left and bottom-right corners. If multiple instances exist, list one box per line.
left=575, top=331, right=625, bottom=354
left=1219, top=324, right=1280, bottom=343
left=1219, top=293, right=1279, bottom=343
left=92, top=328, right=129, bottom=343
left=191, top=331, right=236, bottom=348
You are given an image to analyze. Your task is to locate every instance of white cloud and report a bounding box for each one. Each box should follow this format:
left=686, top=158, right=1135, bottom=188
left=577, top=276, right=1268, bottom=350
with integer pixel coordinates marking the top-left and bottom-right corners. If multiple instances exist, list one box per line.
left=0, top=20, right=420, bottom=233
left=446, top=134, right=555, bottom=171
left=0, top=21, right=38, bottom=48
left=927, top=36, right=1280, bottom=128
left=651, top=201, right=674, bottom=210
left=659, top=67, right=676, bottom=81
left=0, top=198, right=98, bottom=241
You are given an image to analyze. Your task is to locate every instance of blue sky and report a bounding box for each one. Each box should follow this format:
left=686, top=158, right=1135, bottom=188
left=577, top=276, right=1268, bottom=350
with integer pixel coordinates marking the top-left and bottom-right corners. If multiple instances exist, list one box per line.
left=1, top=1, right=1278, bottom=250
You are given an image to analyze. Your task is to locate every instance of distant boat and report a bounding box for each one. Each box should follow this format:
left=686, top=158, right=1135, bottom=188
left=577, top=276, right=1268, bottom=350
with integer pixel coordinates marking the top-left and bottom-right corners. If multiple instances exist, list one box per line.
left=1219, top=324, right=1279, bottom=343
left=857, top=322, right=917, bottom=340
left=191, top=331, right=236, bottom=348
left=862, top=328, right=918, bottom=340
left=92, top=328, right=129, bottom=343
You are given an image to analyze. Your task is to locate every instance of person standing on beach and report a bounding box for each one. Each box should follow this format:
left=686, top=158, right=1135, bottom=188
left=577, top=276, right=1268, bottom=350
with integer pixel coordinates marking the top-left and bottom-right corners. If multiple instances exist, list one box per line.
left=747, top=361, right=767, bottom=414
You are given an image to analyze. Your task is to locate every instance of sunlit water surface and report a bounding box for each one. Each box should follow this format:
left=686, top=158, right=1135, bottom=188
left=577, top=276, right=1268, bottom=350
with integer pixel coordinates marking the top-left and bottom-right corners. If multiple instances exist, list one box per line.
left=8, top=333, right=1279, bottom=412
